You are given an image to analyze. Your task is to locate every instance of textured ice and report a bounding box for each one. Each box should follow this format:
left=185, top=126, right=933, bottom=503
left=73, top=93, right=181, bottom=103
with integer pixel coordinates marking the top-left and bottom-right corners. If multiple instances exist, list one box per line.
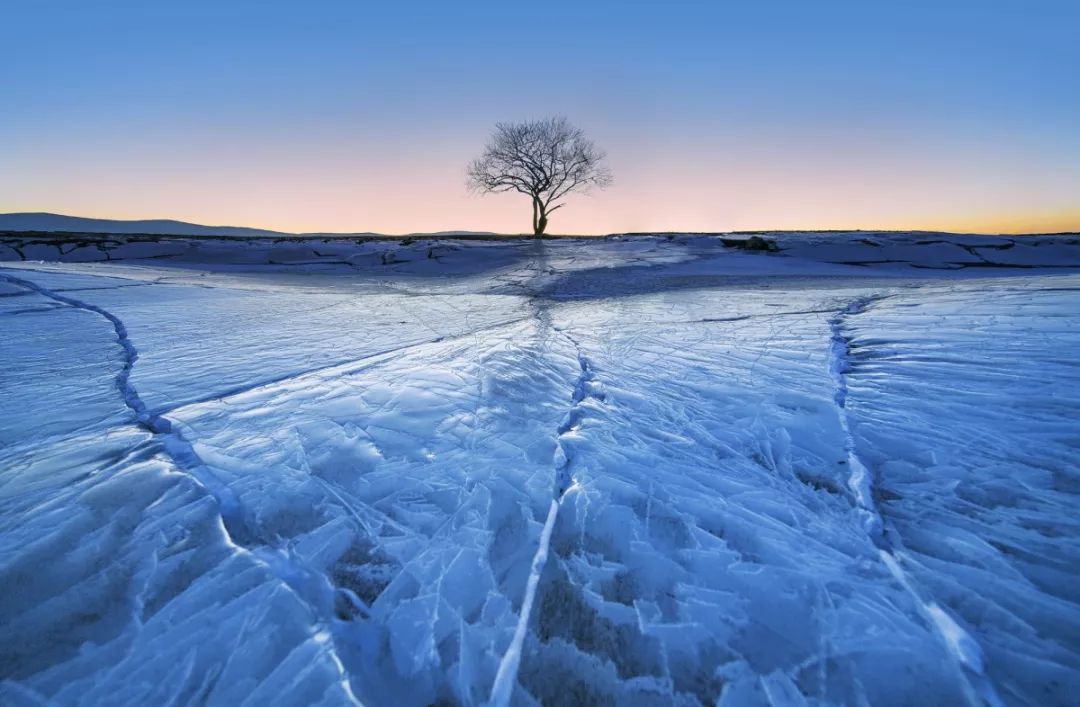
left=1, top=233, right=1079, bottom=706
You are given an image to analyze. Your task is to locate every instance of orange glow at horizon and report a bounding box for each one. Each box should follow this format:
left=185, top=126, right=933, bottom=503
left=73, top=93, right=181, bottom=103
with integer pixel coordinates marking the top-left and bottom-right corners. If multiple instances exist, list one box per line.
left=4, top=147, right=1078, bottom=236
left=4, top=197, right=1076, bottom=237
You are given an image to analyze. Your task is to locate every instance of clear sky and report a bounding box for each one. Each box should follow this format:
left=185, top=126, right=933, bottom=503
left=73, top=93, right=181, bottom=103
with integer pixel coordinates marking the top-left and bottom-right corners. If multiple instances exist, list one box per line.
left=3, top=0, right=1078, bottom=234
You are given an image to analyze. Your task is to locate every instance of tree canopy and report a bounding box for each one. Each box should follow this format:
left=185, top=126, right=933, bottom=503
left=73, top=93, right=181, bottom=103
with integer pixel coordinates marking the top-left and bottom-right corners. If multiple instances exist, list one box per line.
left=467, top=117, right=612, bottom=235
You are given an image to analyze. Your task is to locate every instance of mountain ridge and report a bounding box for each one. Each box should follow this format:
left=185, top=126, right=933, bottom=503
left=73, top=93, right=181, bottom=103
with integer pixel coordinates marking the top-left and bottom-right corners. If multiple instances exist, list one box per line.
left=0, top=212, right=497, bottom=239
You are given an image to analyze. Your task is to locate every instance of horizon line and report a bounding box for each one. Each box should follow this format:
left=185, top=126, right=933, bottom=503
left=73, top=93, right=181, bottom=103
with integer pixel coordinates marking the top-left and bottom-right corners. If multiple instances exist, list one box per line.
left=2, top=211, right=1078, bottom=239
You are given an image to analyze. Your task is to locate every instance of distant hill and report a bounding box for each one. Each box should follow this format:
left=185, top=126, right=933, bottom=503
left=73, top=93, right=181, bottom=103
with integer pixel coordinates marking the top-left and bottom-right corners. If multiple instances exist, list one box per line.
left=0, top=212, right=499, bottom=239
left=0, top=213, right=290, bottom=237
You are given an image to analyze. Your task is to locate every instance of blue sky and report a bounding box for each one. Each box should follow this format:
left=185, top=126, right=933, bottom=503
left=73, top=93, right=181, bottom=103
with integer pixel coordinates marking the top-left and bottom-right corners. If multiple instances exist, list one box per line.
left=3, top=0, right=1078, bottom=233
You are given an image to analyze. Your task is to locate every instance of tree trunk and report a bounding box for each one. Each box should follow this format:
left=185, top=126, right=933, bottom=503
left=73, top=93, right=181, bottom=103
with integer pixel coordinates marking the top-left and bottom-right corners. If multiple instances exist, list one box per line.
left=534, top=200, right=548, bottom=236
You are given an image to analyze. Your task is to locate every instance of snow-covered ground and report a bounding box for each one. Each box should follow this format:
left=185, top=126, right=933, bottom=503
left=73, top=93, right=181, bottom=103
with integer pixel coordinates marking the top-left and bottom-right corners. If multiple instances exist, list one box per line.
left=1, top=233, right=1078, bottom=706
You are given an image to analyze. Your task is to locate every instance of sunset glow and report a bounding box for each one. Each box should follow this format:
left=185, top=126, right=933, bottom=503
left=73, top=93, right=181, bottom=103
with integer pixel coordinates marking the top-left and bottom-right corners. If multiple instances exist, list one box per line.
left=3, top=0, right=1078, bottom=234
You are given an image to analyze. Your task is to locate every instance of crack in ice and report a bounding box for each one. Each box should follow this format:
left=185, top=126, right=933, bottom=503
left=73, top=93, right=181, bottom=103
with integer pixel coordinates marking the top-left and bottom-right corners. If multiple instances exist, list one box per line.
left=0, top=272, right=363, bottom=704
left=489, top=319, right=603, bottom=707
left=828, top=292, right=1003, bottom=707
left=827, top=295, right=883, bottom=533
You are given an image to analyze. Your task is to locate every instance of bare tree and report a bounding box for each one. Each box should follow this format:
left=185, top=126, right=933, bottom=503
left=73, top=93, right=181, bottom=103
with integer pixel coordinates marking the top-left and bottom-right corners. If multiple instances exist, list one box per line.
left=467, top=117, right=612, bottom=236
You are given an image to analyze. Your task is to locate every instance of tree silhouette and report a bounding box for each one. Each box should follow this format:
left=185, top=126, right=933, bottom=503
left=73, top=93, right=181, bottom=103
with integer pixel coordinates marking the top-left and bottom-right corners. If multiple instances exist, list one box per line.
left=467, top=117, right=612, bottom=236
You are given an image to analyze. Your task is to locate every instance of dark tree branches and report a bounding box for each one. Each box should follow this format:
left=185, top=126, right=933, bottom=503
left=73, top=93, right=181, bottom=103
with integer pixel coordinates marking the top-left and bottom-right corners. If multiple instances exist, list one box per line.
left=467, top=117, right=612, bottom=235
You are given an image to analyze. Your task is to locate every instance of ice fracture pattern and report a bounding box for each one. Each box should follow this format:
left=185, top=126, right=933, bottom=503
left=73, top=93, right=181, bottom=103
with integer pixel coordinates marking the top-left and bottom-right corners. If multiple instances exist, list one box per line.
left=1, top=232, right=1078, bottom=705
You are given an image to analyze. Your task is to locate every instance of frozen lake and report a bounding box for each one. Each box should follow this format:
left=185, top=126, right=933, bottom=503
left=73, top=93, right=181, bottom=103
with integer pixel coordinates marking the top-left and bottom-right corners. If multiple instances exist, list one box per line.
left=1, top=233, right=1078, bottom=706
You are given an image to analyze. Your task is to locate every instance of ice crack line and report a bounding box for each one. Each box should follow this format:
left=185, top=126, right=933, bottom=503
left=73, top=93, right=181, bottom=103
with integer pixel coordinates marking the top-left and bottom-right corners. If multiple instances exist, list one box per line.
left=2, top=272, right=362, bottom=701
left=0, top=273, right=245, bottom=530
left=1, top=273, right=153, bottom=428
left=828, top=293, right=1002, bottom=707
left=554, top=338, right=607, bottom=495
left=489, top=326, right=604, bottom=707
left=827, top=295, right=882, bottom=533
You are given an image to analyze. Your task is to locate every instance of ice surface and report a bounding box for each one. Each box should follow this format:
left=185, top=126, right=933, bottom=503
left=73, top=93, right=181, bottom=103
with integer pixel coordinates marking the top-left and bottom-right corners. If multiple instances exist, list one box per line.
left=1, top=233, right=1078, bottom=706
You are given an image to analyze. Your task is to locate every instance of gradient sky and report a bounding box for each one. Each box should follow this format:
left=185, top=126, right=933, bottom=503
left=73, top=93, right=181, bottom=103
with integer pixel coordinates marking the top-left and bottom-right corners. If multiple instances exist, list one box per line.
left=3, top=0, right=1078, bottom=234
